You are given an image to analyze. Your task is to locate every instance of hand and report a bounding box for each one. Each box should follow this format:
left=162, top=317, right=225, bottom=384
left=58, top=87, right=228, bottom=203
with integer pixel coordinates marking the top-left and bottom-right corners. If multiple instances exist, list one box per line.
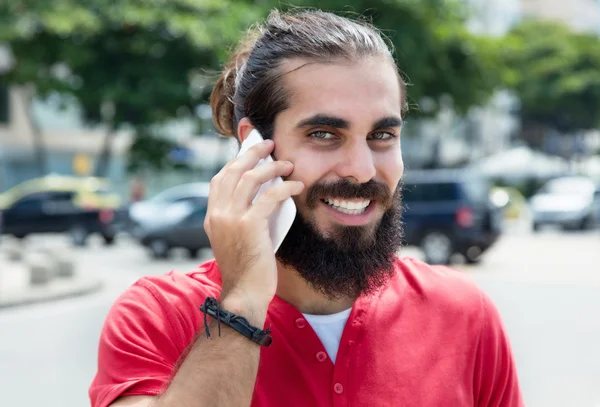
left=204, top=139, right=304, bottom=309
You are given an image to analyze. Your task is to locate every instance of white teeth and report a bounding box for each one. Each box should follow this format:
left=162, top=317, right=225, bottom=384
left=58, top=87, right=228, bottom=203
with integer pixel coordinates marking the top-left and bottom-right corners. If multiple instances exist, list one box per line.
left=323, top=198, right=371, bottom=215
left=337, top=207, right=362, bottom=215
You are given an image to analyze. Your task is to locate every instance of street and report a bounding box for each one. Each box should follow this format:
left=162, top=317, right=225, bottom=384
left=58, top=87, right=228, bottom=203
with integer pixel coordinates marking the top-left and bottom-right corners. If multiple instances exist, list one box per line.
left=1, top=229, right=599, bottom=407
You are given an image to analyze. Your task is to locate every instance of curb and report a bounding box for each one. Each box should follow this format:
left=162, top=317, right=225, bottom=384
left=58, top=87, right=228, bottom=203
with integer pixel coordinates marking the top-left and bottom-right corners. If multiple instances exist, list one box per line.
left=0, top=277, right=104, bottom=309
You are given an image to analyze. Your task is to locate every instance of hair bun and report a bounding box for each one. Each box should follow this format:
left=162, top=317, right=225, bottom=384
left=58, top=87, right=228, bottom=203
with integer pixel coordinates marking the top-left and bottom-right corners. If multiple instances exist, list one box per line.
left=210, top=32, right=261, bottom=138
left=210, top=65, right=237, bottom=138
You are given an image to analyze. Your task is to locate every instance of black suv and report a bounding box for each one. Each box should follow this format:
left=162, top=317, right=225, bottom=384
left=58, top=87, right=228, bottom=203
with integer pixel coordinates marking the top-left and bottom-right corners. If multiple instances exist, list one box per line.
left=0, top=176, right=122, bottom=246
left=402, top=169, right=503, bottom=265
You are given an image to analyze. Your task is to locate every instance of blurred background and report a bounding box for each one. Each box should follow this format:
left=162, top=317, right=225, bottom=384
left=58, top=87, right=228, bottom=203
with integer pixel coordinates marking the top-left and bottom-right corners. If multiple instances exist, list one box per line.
left=0, top=1, right=599, bottom=406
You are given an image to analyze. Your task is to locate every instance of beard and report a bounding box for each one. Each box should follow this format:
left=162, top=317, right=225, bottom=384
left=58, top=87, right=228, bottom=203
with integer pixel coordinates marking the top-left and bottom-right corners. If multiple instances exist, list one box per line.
left=275, top=179, right=404, bottom=301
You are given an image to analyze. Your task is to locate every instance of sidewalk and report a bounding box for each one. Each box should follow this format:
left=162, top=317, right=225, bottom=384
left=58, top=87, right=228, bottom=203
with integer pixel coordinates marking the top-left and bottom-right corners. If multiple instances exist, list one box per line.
left=0, top=240, right=103, bottom=309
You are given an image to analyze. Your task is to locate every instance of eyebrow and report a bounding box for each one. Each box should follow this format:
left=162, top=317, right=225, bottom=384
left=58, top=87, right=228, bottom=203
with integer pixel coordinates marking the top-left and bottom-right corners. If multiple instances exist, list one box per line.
left=295, top=114, right=403, bottom=131
left=296, top=114, right=350, bottom=129
left=373, top=116, right=403, bottom=130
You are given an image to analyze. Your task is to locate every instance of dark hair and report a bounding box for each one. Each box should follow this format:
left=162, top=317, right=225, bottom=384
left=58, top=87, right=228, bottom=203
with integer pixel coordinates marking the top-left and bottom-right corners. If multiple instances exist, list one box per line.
left=210, top=9, right=407, bottom=140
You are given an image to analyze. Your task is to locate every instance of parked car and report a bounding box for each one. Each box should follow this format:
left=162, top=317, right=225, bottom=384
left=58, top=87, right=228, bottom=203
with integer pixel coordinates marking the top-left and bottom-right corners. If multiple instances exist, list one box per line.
left=138, top=197, right=210, bottom=259
left=127, top=182, right=210, bottom=237
left=0, top=175, right=122, bottom=246
left=402, top=169, right=503, bottom=265
left=530, top=176, right=598, bottom=231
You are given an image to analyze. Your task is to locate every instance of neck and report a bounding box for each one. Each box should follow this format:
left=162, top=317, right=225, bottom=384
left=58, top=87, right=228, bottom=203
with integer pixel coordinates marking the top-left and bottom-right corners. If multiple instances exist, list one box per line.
left=275, top=261, right=357, bottom=315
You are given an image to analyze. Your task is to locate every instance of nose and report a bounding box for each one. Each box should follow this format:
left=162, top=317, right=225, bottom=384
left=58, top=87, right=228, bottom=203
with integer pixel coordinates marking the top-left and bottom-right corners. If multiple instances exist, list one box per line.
left=335, top=140, right=376, bottom=184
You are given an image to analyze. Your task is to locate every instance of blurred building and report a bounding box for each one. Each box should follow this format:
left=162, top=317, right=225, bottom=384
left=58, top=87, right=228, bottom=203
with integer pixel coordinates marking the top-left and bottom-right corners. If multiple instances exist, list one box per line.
left=0, top=86, right=132, bottom=192
left=0, top=84, right=235, bottom=195
left=0, top=43, right=235, bottom=195
left=411, top=0, right=600, bottom=170
left=401, top=0, right=522, bottom=170
left=520, top=0, right=600, bottom=33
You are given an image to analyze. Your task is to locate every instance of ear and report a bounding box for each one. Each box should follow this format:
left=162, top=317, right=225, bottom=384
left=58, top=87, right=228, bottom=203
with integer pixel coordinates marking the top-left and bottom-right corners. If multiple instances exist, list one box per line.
left=237, top=117, right=255, bottom=143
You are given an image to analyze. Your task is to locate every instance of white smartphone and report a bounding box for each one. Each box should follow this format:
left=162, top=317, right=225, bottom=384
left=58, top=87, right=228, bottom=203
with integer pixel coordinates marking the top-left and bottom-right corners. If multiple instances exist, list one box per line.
left=237, top=129, right=297, bottom=253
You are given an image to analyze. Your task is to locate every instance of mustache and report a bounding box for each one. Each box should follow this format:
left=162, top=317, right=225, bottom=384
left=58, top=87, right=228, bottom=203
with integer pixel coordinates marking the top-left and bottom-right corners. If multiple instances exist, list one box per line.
left=306, top=179, right=393, bottom=209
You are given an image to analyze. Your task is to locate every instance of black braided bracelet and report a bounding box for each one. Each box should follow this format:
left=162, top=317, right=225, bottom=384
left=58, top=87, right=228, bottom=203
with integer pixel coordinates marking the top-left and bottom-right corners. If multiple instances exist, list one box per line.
left=199, top=297, right=273, bottom=347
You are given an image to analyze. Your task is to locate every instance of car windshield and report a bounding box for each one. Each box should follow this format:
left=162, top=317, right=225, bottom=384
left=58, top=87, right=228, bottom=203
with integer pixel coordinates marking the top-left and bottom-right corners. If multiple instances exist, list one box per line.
left=403, top=182, right=459, bottom=202
left=151, top=189, right=184, bottom=203
left=462, top=179, right=490, bottom=203
left=92, top=186, right=115, bottom=195
left=151, top=184, right=209, bottom=203
left=541, top=178, right=594, bottom=195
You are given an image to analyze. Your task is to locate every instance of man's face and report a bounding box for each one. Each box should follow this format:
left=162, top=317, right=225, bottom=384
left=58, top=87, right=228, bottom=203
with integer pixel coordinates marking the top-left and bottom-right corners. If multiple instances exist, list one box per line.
left=270, top=55, right=405, bottom=299
left=273, top=56, right=404, bottom=238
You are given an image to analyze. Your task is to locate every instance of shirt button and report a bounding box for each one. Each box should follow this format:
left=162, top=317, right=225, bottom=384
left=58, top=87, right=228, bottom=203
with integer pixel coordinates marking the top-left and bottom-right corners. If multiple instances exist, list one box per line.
left=334, top=383, right=344, bottom=394
left=316, top=351, right=327, bottom=362
left=295, top=318, right=306, bottom=329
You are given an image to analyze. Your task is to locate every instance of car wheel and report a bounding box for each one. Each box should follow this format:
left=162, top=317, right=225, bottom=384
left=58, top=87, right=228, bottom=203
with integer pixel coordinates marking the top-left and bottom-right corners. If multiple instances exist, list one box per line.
left=150, top=239, right=170, bottom=259
left=532, top=222, right=541, bottom=232
left=463, top=246, right=483, bottom=264
left=70, top=225, right=89, bottom=247
left=102, top=234, right=116, bottom=246
left=187, top=248, right=200, bottom=259
left=421, top=231, right=453, bottom=265
left=579, top=215, right=595, bottom=231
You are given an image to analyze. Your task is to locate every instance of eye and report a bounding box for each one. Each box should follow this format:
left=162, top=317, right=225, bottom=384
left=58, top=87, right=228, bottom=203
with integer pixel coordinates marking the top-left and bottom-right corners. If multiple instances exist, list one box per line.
left=310, top=131, right=336, bottom=140
left=369, top=131, right=396, bottom=141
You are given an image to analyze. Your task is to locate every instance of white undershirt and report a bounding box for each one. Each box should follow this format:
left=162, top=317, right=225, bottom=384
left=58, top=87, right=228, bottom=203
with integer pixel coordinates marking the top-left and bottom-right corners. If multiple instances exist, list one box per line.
left=302, top=308, right=352, bottom=364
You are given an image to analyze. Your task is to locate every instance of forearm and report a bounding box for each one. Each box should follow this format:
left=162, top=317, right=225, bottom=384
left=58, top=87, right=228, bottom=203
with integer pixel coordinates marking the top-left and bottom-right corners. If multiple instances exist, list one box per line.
left=154, top=296, right=268, bottom=407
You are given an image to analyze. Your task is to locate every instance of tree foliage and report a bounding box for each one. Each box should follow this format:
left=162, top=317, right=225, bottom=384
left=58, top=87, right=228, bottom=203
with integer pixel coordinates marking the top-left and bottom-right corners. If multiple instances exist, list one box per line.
left=503, top=20, right=600, bottom=135
left=0, top=0, right=507, bottom=171
left=276, top=0, right=504, bottom=116
left=0, top=0, right=264, bottom=172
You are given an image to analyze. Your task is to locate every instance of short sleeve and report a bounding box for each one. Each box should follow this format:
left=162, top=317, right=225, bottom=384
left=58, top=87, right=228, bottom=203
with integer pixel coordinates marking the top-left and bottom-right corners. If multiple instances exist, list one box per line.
left=473, top=292, right=525, bottom=407
left=88, top=271, right=214, bottom=407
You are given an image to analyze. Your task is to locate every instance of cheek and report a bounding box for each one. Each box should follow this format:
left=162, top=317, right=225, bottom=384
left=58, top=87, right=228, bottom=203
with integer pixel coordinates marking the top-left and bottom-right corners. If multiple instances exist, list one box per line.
left=376, top=149, right=404, bottom=186
left=280, top=149, right=331, bottom=185
left=277, top=149, right=333, bottom=214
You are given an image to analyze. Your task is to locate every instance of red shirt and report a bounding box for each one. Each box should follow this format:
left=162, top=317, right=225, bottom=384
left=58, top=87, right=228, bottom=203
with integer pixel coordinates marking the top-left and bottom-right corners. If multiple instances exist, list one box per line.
left=89, top=256, right=524, bottom=407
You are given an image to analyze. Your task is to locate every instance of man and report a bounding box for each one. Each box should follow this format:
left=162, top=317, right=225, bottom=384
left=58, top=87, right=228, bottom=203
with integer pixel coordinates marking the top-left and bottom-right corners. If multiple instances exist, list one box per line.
left=90, top=9, right=524, bottom=407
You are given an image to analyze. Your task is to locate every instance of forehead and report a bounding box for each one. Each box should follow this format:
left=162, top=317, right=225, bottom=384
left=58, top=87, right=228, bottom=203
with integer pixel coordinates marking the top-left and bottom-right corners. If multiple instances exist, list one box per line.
left=280, top=56, right=403, bottom=123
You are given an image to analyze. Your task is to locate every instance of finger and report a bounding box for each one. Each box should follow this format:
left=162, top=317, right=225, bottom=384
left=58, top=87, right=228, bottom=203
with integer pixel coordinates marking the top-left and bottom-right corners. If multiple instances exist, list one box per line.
left=206, top=168, right=226, bottom=228
left=233, top=160, right=294, bottom=208
left=217, top=140, right=275, bottom=204
left=247, top=181, right=304, bottom=220
left=206, top=150, right=244, bottom=231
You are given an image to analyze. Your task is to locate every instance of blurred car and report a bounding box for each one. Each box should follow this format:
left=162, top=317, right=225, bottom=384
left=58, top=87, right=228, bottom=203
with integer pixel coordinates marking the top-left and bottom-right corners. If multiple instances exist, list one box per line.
left=0, top=175, right=122, bottom=246
left=402, top=169, right=503, bottom=265
left=138, top=197, right=210, bottom=259
left=530, top=176, right=598, bottom=231
left=127, top=182, right=210, bottom=237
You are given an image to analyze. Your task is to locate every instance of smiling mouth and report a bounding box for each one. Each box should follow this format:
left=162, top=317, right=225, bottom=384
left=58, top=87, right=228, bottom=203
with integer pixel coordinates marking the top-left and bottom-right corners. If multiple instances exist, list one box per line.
left=321, top=198, right=373, bottom=215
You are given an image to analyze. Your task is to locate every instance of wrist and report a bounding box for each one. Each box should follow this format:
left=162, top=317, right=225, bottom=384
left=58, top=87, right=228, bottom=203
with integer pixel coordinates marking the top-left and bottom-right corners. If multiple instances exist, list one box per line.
left=220, top=292, right=270, bottom=327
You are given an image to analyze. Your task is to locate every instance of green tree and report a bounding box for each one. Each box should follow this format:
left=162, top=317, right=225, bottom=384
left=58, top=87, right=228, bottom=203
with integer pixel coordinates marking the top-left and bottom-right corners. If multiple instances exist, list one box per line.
left=1, top=0, right=505, bottom=174
left=503, top=20, right=600, bottom=150
left=276, top=0, right=504, bottom=116
left=0, top=0, right=265, bottom=175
